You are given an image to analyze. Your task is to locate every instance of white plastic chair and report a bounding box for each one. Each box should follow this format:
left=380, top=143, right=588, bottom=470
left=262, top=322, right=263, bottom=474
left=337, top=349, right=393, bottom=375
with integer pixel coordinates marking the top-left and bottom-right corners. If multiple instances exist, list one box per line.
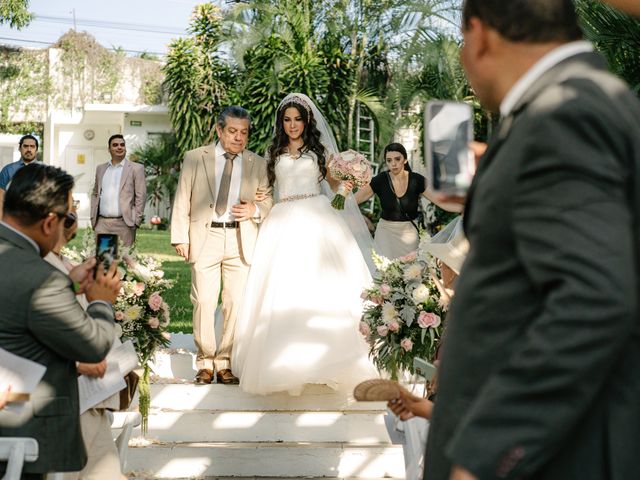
left=0, top=438, right=38, bottom=480
left=110, top=411, right=141, bottom=472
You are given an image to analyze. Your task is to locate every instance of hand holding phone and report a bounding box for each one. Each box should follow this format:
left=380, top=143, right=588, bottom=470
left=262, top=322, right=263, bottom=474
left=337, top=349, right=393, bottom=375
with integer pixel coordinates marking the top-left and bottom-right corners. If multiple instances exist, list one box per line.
left=95, top=234, right=118, bottom=277
left=424, top=100, right=475, bottom=195
left=86, top=260, right=121, bottom=305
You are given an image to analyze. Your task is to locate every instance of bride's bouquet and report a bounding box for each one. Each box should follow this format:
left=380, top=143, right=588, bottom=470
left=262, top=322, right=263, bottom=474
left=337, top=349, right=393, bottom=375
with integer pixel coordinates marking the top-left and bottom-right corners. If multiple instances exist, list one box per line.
left=327, top=149, right=373, bottom=209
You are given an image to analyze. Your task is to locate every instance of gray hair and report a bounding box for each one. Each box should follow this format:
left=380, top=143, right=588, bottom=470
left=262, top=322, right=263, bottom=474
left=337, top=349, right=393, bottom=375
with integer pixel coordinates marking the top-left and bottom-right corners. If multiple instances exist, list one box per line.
left=217, top=105, right=251, bottom=130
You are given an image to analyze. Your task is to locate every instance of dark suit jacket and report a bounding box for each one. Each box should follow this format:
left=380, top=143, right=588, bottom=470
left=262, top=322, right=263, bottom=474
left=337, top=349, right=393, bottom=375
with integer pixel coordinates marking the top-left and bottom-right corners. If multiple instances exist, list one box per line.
left=90, top=159, right=147, bottom=228
left=0, top=224, right=116, bottom=473
left=424, top=52, right=640, bottom=480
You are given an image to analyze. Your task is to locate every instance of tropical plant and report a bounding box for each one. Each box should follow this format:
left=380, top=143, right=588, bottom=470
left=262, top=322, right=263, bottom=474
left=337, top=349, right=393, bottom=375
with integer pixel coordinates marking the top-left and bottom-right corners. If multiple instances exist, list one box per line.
left=164, top=4, right=231, bottom=156
left=576, top=0, right=640, bottom=93
left=0, top=0, right=32, bottom=29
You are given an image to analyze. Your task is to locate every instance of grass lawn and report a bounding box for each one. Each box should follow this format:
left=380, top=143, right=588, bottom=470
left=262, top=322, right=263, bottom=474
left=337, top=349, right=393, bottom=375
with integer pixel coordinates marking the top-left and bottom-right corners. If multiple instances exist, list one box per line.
left=69, top=229, right=194, bottom=333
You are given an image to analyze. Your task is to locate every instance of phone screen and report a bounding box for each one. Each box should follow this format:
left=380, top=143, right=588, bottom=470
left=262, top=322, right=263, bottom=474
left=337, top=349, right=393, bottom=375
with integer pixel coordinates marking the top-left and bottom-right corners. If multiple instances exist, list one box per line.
left=424, top=100, right=474, bottom=194
left=95, top=233, right=118, bottom=276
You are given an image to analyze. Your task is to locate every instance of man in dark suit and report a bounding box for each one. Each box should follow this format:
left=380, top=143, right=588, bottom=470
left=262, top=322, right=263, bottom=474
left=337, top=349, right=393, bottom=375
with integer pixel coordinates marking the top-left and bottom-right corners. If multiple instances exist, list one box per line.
left=425, top=1, right=640, bottom=479
left=0, top=164, right=121, bottom=478
left=90, top=134, right=146, bottom=246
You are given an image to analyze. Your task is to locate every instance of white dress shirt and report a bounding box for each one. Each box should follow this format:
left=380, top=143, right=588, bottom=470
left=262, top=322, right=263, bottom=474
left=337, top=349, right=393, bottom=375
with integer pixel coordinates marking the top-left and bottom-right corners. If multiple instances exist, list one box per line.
left=99, top=159, right=126, bottom=217
left=500, top=41, right=594, bottom=118
left=212, top=143, right=243, bottom=222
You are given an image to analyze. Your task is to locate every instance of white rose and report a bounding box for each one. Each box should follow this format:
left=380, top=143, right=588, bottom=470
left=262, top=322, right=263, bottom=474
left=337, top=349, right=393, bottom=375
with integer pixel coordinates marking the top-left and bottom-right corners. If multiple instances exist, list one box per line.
left=403, top=264, right=423, bottom=282
left=412, top=284, right=430, bottom=304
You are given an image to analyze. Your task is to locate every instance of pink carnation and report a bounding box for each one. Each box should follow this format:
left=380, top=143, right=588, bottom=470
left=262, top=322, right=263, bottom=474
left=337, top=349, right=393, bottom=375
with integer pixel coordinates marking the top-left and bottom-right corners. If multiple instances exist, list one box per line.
left=115, top=311, right=124, bottom=321
left=133, top=282, right=145, bottom=297
left=400, top=338, right=413, bottom=352
left=377, top=325, right=389, bottom=336
left=148, top=317, right=160, bottom=329
left=417, top=311, right=441, bottom=329
left=380, top=284, right=391, bottom=297
left=388, top=319, right=400, bottom=332
left=148, top=292, right=163, bottom=311
left=359, top=321, right=371, bottom=337
left=399, top=251, right=418, bottom=263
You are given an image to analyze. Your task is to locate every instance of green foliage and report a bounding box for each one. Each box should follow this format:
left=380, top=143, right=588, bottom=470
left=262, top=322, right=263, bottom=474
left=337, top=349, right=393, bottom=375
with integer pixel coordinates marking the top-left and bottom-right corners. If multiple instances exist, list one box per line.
left=576, top=0, right=640, bottom=93
left=164, top=4, right=230, bottom=156
left=131, top=134, right=182, bottom=213
left=0, top=0, right=32, bottom=29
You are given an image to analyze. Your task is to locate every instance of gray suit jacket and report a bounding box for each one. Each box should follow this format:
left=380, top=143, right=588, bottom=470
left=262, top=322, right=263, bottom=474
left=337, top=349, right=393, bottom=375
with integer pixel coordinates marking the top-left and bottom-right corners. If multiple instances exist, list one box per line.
left=90, top=159, right=147, bottom=228
left=0, top=224, right=116, bottom=474
left=425, top=52, right=640, bottom=480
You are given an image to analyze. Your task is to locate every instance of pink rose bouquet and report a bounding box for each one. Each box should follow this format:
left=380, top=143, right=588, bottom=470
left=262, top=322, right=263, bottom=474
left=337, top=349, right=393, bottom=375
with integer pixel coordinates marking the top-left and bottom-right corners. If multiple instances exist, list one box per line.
left=327, top=149, right=373, bottom=210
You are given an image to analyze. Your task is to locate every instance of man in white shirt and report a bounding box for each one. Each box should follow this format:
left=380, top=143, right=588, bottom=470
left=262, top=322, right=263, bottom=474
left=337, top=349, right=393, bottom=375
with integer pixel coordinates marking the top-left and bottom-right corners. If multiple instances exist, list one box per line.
left=424, top=1, right=640, bottom=480
left=90, top=134, right=146, bottom=246
left=171, top=106, right=272, bottom=385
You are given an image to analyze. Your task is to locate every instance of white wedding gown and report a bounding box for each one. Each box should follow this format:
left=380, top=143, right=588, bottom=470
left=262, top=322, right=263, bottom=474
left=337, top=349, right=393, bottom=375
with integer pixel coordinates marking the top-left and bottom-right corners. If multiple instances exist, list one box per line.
left=232, top=152, right=377, bottom=395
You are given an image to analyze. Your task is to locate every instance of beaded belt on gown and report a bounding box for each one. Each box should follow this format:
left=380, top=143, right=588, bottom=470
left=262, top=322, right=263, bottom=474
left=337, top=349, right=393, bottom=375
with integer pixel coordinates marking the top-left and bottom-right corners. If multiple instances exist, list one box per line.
left=278, top=193, right=320, bottom=203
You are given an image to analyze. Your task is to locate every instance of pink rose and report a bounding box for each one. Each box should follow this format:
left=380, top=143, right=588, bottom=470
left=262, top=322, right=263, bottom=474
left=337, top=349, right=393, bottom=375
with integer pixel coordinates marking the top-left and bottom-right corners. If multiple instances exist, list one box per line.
left=359, top=322, right=371, bottom=337
left=377, top=325, right=389, bottom=336
left=417, top=311, right=441, bottom=329
left=148, top=292, right=163, bottom=311
left=399, top=251, right=417, bottom=263
left=148, top=317, right=160, bottom=329
left=400, top=338, right=413, bottom=352
left=133, top=282, right=145, bottom=297
left=388, top=319, right=400, bottom=332
left=380, top=284, right=391, bottom=297
left=115, top=311, right=124, bottom=321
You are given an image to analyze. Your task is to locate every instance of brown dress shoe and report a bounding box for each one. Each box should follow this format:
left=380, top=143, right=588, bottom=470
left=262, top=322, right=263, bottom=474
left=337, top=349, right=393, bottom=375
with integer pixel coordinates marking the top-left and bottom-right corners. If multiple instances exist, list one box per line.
left=195, top=368, right=214, bottom=385
left=217, top=368, right=239, bottom=385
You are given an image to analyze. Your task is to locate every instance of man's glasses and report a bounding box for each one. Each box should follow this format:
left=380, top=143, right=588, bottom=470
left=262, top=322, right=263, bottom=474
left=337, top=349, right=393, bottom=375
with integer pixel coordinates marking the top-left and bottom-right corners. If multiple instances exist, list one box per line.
left=50, top=211, right=77, bottom=229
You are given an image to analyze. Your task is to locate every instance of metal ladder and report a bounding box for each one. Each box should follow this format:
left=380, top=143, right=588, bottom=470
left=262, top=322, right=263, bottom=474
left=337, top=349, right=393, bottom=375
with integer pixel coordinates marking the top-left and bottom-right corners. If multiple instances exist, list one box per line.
left=355, top=103, right=377, bottom=213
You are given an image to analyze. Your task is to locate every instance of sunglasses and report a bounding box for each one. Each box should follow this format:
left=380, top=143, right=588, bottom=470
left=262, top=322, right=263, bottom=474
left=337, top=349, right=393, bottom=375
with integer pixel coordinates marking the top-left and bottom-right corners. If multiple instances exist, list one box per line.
left=50, top=211, right=77, bottom=229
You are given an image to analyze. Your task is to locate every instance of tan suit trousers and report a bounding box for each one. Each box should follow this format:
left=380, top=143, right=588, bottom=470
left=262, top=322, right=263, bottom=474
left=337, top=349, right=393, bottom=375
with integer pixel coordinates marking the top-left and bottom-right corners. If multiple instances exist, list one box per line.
left=95, top=217, right=136, bottom=247
left=191, top=225, right=249, bottom=371
left=59, top=409, right=121, bottom=480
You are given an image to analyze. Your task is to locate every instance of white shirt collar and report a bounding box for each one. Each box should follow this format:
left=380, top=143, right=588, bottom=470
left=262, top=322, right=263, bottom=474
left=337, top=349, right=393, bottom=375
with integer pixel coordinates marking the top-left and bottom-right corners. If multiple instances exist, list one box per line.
left=500, top=41, right=594, bottom=118
left=108, top=158, right=126, bottom=168
left=0, top=221, right=40, bottom=254
left=215, top=143, right=242, bottom=160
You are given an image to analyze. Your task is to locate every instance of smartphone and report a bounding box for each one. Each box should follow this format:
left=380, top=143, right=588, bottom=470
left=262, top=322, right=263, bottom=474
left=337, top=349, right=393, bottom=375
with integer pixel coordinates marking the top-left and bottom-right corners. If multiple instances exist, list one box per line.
left=95, top=233, right=118, bottom=276
left=413, top=357, right=437, bottom=382
left=424, top=100, right=474, bottom=194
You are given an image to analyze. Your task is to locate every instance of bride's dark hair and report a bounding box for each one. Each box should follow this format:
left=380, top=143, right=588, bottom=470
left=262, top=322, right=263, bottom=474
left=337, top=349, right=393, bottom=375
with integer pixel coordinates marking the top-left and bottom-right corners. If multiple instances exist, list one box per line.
left=267, top=101, right=327, bottom=187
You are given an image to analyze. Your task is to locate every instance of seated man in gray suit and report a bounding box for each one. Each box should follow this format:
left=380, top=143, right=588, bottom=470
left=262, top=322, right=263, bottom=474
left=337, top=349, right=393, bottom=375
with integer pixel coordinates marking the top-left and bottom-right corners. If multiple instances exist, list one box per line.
left=425, top=1, right=640, bottom=480
left=0, top=164, right=121, bottom=479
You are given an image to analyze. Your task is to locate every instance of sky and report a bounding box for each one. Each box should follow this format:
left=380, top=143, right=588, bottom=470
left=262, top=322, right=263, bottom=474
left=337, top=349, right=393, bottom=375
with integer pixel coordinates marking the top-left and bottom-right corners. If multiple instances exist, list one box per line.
left=0, top=0, right=218, bottom=57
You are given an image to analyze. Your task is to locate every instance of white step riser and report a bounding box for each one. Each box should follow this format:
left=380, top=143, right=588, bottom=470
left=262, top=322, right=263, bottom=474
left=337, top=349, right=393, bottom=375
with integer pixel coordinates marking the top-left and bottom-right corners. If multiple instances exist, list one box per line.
left=136, top=384, right=388, bottom=412
left=135, top=411, right=389, bottom=443
left=127, top=444, right=405, bottom=479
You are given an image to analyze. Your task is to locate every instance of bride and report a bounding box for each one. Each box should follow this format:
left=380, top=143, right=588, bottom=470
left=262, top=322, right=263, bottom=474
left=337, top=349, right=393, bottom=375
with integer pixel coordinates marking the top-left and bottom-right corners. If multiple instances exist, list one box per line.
left=231, top=93, right=377, bottom=395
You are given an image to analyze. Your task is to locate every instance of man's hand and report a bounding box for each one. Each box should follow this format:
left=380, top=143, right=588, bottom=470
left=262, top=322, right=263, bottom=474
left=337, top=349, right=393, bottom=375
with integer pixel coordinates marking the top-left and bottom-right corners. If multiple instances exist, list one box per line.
left=77, top=360, right=107, bottom=378
left=85, top=260, right=121, bottom=304
left=68, top=257, right=96, bottom=294
left=231, top=201, right=257, bottom=221
left=387, top=387, right=434, bottom=420
left=450, top=466, right=478, bottom=480
left=174, top=243, right=189, bottom=260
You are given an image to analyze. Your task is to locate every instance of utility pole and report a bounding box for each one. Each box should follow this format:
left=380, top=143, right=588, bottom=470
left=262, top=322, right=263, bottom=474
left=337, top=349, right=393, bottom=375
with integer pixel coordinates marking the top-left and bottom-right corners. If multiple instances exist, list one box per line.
left=71, top=9, right=76, bottom=30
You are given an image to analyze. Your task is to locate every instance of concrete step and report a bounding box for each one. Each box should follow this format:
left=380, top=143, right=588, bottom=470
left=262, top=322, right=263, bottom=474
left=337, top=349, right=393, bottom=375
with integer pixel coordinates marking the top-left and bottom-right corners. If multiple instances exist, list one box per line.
left=126, top=441, right=405, bottom=479
left=135, top=384, right=388, bottom=413
left=133, top=410, right=390, bottom=443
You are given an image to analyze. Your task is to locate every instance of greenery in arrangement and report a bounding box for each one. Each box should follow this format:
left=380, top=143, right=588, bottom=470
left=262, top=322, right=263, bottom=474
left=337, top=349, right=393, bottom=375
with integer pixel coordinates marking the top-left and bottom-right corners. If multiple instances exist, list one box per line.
left=360, top=248, right=446, bottom=380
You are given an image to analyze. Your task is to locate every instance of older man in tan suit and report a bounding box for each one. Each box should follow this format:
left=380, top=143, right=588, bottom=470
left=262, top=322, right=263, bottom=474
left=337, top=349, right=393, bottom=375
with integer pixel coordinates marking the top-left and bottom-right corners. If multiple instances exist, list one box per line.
left=90, top=134, right=146, bottom=246
left=171, top=106, right=272, bottom=385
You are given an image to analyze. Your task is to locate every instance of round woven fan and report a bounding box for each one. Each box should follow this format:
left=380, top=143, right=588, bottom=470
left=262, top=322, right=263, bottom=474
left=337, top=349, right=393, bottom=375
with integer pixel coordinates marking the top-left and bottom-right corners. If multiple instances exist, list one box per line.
left=353, top=379, right=401, bottom=401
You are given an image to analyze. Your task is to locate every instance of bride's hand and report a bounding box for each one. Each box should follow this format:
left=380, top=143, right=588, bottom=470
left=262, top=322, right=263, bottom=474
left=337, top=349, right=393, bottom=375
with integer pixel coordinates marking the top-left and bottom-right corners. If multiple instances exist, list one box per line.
left=340, top=181, right=354, bottom=194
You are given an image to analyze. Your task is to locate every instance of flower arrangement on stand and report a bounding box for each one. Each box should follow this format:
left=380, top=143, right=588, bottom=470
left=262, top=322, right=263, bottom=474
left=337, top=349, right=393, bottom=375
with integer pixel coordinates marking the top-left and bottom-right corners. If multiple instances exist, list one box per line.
left=360, top=247, right=448, bottom=380
left=64, top=231, right=173, bottom=435
left=327, top=149, right=373, bottom=209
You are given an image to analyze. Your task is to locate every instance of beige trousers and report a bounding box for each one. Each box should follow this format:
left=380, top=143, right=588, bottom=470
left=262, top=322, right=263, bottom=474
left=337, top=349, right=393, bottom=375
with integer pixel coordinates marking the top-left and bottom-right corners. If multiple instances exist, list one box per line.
left=60, top=409, right=121, bottom=480
left=95, top=217, right=136, bottom=247
left=191, top=226, right=249, bottom=371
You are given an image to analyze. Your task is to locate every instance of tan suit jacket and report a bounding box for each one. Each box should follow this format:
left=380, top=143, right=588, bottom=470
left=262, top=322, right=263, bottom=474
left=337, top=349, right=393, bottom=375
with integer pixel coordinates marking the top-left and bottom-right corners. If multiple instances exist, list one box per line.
left=170, top=145, right=272, bottom=264
left=90, top=160, right=147, bottom=228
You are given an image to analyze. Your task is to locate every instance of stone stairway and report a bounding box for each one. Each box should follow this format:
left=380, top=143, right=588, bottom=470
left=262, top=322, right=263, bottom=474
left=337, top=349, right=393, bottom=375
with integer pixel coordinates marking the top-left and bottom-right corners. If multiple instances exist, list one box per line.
left=124, top=335, right=405, bottom=479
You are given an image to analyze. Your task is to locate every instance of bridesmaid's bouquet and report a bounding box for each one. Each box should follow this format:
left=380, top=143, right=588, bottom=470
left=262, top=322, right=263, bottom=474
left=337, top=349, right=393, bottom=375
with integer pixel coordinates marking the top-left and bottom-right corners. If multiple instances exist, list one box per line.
left=360, top=248, right=447, bottom=380
left=327, top=149, right=373, bottom=209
